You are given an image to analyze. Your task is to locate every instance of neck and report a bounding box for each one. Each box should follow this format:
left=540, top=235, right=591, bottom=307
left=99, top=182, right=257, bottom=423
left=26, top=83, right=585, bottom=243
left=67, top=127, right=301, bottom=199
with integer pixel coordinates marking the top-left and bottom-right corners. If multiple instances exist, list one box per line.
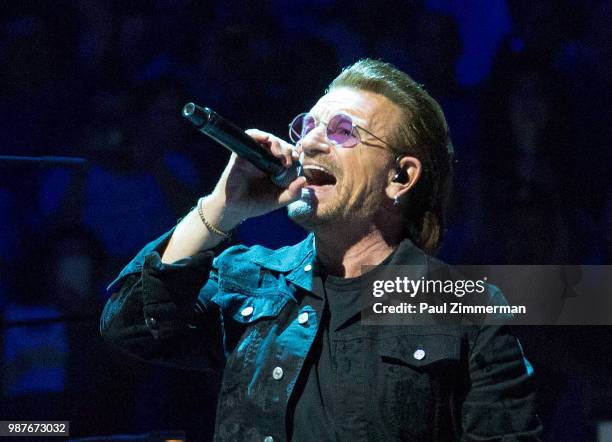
left=314, top=223, right=400, bottom=278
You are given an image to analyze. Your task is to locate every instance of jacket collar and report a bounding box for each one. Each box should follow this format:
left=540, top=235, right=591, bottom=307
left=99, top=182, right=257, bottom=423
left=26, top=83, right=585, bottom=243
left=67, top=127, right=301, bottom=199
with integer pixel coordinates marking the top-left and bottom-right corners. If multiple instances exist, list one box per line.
left=250, top=233, right=316, bottom=293
left=250, top=232, right=427, bottom=295
left=251, top=233, right=425, bottom=269
left=388, top=236, right=427, bottom=266
left=251, top=232, right=316, bottom=272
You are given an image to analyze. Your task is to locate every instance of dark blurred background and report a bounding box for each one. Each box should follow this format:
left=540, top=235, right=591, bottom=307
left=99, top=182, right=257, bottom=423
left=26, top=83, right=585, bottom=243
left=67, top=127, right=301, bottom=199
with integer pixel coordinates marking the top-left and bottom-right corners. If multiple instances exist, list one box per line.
left=0, top=0, right=611, bottom=440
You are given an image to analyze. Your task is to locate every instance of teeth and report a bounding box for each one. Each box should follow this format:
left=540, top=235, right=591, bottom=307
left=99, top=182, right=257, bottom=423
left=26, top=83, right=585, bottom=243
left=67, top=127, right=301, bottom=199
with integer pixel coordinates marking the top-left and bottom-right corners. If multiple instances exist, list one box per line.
left=303, top=165, right=330, bottom=173
left=302, top=164, right=337, bottom=187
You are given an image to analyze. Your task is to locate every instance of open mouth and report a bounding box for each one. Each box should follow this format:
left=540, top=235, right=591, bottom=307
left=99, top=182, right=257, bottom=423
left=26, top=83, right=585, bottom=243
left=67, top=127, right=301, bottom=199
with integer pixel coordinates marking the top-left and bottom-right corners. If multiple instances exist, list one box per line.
left=302, top=164, right=337, bottom=187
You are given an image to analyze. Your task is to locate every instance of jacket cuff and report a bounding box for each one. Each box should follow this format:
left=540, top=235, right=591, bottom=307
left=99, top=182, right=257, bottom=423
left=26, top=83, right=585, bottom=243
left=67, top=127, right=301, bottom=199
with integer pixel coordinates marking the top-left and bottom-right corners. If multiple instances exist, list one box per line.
left=142, top=250, right=214, bottom=308
left=140, top=250, right=214, bottom=339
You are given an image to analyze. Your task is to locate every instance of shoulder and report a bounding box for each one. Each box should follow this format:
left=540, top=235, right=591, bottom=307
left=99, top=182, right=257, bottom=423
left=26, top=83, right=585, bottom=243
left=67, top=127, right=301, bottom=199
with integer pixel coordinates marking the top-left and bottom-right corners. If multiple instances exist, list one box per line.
left=398, top=247, right=512, bottom=324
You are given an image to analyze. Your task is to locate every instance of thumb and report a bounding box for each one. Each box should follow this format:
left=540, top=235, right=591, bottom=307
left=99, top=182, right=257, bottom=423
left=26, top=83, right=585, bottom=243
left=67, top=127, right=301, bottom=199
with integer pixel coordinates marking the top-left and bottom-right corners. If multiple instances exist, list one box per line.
left=278, top=176, right=307, bottom=206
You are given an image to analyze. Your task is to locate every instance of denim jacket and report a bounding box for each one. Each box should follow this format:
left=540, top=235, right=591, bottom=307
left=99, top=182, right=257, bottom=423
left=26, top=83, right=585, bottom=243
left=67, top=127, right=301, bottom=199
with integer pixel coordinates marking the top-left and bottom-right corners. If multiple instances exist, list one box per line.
left=101, top=230, right=542, bottom=442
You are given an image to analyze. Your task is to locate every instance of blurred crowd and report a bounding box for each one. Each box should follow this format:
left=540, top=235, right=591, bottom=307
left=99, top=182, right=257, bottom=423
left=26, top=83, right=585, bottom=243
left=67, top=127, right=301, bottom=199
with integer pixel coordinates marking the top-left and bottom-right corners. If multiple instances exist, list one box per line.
left=0, top=0, right=611, bottom=440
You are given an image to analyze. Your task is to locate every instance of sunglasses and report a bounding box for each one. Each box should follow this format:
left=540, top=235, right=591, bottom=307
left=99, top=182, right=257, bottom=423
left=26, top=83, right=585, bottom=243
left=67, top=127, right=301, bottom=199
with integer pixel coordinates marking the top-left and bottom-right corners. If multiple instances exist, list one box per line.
left=288, top=112, right=392, bottom=149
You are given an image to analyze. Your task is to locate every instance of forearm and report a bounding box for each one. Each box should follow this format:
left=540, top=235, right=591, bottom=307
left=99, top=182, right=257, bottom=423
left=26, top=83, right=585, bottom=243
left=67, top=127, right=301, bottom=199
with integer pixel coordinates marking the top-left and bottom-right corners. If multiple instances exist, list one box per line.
left=161, top=196, right=243, bottom=263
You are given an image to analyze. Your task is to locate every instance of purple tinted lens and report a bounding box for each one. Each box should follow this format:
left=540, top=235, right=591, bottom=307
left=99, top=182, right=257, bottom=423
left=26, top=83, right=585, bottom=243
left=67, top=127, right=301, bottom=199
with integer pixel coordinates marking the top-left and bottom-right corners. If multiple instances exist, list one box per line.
left=289, top=113, right=305, bottom=142
left=327, top=114, right=358, bottom=147
left=301, top=114, right=316, bottom=139
left=289, top=113, right=316, bottom=143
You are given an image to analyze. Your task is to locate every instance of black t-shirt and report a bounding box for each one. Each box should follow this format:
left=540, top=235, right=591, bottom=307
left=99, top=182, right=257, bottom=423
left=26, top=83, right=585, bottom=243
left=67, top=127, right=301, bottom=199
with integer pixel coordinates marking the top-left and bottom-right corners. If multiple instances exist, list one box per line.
left=290, top=254, right=394, bottom=441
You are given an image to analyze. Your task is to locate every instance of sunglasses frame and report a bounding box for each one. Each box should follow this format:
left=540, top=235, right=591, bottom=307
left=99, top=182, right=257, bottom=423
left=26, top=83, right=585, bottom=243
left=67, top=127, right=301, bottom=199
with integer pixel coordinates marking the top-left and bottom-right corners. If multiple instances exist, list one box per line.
left=288, top=112, right=392, bottom=149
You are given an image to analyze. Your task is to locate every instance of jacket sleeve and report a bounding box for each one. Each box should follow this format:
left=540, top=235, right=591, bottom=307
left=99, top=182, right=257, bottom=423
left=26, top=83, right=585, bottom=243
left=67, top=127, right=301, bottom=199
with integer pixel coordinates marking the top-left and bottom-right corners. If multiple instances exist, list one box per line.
left=461, top=323, right=543, bottom=441
left=100, top=229, right=225, bottom=372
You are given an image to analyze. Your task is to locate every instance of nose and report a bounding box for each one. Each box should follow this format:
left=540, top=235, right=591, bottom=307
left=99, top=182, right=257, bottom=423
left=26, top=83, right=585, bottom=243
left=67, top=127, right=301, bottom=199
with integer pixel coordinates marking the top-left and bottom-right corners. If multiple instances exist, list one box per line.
left=298, top=125, right=331, bottom=157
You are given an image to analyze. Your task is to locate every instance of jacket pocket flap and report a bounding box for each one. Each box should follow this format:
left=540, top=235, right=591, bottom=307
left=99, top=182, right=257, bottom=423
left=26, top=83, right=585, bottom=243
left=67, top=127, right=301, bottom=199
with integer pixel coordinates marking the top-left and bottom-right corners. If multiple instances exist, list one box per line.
left=214, top=292, right=289, bottom=324
left=380, top=334, right=461, bottom=368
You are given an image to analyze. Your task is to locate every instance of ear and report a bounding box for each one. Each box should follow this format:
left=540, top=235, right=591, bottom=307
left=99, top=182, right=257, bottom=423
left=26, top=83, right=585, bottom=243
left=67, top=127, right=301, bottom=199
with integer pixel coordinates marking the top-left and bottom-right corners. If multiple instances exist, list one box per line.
left=386, top=155, right=422, bottom=200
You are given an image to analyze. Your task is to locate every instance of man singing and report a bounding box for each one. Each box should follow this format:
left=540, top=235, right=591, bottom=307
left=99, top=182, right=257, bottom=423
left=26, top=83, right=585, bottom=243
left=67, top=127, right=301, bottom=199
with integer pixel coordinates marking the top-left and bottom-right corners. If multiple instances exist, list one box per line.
left=101, top=59, right=542, bottom=441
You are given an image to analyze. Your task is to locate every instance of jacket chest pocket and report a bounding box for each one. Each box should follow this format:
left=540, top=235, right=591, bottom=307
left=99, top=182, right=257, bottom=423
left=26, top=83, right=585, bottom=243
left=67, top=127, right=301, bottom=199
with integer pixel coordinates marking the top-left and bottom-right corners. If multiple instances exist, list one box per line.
left=368, top=333, right=464, bottom=441
left=213, top=290, right=290, bottom=374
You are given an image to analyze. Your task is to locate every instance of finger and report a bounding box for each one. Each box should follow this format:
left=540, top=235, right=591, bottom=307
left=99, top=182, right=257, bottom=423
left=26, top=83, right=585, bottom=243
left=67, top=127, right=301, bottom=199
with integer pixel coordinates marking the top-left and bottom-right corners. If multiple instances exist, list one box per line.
left=267, top=138, right=285, bottom=165
left=277, top=176, right=307, bottom=206
left=245, top=128, right=270, bottom=143
left=294, top=141, right=303, bottom=155
left=277, top=144, right=295, bottom=168
left=246, top=129, right=292, bottom=166
left=279, top=143, right=295, bottom=167
left=226, top=152, right=268, bottom=181
left=291, top=149, right=299, bottom=161
left=266, top=138, right=295, bottom=168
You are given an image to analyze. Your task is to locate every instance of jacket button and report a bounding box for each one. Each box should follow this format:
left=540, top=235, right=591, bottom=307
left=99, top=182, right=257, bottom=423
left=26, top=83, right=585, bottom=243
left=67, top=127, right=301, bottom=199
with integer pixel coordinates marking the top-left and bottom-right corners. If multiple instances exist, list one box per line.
left=145, top=316, right=158, bottom=329
left=303, top=264, right=312, bottom=272
left=298, top=312, right=309, bottom=324
left=413, top=349, right=426, bottom=360
left=272, top=366, right=284, bottom=380
left=264, top=437, right=274, bottom=442
left=241, top=306, right=254, bottom=317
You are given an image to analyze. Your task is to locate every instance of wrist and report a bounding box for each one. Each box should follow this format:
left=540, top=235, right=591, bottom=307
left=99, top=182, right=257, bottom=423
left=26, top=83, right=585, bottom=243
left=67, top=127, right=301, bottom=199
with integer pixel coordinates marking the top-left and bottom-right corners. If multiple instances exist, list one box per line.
left=199, top=195, right=244, bottom=233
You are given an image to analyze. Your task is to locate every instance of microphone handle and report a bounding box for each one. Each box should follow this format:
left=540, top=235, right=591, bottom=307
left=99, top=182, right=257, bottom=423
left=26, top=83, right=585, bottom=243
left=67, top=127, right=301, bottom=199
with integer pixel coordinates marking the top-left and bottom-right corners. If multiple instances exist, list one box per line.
left=183, top=103, right=301, bottom=188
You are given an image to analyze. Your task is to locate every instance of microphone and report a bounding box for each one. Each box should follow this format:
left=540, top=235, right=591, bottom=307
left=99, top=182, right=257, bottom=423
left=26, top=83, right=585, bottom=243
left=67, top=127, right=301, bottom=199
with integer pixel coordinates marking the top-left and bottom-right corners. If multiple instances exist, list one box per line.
left=182, top=103, right=301, bottom=188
